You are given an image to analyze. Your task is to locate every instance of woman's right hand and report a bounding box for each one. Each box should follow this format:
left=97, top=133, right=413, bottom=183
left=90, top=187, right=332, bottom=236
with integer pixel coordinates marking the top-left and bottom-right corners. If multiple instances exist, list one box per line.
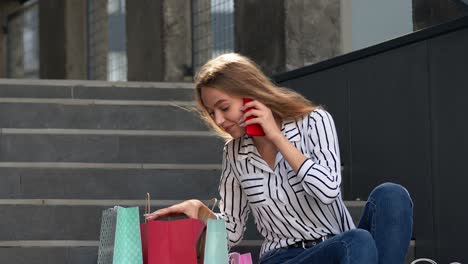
left=144, top=199, right=216, bottom=222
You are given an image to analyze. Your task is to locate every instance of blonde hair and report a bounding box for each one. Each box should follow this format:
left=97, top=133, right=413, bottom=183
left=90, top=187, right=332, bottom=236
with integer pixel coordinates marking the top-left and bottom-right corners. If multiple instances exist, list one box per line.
left=194, top=53, right=318, bottom=138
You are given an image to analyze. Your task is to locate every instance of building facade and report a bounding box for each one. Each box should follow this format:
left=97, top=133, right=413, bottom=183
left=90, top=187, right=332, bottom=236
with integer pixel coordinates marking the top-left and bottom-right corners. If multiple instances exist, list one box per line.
left=0, top=0, right=467, bottom=81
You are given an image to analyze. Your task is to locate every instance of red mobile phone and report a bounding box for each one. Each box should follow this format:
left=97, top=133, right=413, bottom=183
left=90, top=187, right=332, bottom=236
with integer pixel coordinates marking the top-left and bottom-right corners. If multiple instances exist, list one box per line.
left=242, top=98, right=265, bottom=136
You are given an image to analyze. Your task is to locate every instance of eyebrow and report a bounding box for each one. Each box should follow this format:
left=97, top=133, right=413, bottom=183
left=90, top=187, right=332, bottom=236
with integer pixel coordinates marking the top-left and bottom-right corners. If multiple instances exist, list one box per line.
left=214, top=99, right=227, bottom=107
left=205, top=99, right=228, bottom=112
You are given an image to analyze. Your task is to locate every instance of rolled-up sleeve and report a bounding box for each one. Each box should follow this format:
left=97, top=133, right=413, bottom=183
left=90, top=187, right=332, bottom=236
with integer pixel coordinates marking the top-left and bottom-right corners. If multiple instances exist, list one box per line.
left=296, top=110, right=342, bottom=204
left=218, top=143, right=250, bottom=247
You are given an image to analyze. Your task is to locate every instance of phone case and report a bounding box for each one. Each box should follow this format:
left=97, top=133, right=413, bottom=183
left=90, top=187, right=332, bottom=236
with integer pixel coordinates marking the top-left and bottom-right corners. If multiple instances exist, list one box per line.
left=242, top=98, right=265, bottom=136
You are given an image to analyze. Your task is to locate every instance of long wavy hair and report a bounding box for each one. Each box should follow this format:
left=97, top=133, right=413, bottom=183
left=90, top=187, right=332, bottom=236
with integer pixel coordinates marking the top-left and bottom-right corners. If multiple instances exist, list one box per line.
left=194, top=53, right=318, bottom=138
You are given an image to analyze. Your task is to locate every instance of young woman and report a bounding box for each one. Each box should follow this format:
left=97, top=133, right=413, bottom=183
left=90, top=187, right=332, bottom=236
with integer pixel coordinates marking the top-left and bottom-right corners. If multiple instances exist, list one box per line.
left=145, top=53, right=413, bottom=264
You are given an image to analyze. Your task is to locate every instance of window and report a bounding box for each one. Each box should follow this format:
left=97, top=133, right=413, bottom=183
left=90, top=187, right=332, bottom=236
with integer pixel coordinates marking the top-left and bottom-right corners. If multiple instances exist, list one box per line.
left=6, top=1, right=39, bottom=78
left=192, top=0, right=234, bottom=73
left=341, top=0, right=468, bottom=53
left=88, top=0, right=127, bottom=81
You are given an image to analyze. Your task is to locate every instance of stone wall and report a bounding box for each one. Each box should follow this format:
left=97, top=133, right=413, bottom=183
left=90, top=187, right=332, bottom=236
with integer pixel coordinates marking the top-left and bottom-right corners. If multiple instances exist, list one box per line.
left=234, top=0, right=342, bottom=76
left=163, top=0, right=193, bottom=81
left=0, top=1, right=23, bottom=78
left=285, top=0, right=341, bottom=71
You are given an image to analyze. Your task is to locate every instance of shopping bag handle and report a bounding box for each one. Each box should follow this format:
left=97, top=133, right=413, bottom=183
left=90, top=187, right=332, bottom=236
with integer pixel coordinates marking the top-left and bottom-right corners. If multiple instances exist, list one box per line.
left=145, top=192, right=151, bottom=223
left=196, top=197, right=218, bottom=264
left=209, top=198, right=218, bottom=211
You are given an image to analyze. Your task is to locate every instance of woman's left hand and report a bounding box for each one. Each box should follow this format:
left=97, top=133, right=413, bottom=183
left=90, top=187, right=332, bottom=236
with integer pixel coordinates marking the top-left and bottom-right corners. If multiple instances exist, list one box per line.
left=239, top=99, right=283, bottom=141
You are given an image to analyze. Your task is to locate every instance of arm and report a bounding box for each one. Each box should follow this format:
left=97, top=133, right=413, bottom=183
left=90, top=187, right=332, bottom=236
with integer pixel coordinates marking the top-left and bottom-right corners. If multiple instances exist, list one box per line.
left=240, top=101, right=341, bottom=204
left=218, top=143, right=250, bottom=247
left=269, top=111, right=340, bottom=204
left=293, top=110, right=341, bottom=204
left=144, top=145, right=249, bottom=246
left=144, top=199, right=216, bottom=223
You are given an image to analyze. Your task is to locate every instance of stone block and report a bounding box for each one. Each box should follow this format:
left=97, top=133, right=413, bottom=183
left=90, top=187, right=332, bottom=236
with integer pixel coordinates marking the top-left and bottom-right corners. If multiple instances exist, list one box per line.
left=0, top=134, right=224, bottom=164
left=0, top=103, right=208, bottom=130
left=0, top=168, right=221, bottom=200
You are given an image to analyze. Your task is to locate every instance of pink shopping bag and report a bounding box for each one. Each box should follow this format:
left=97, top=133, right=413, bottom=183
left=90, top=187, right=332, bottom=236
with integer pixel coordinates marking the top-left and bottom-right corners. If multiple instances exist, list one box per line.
left=228, top=252, right=253, bottom=264
left=140, top=193, right=205, bottom=264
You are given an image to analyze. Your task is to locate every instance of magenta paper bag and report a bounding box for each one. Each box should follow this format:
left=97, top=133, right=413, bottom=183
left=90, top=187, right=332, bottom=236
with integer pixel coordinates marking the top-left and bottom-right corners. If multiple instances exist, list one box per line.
left=228, top=252, right=253, bottom=264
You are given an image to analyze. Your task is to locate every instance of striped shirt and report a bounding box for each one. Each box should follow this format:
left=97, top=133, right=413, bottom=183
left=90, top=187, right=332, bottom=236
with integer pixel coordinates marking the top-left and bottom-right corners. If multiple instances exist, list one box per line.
left=218, top=109, right=355, bottom=256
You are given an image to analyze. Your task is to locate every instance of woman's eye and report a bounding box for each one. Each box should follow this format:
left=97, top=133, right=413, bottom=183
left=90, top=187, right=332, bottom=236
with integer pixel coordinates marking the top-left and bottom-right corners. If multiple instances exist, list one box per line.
left=221, top=107, right=229, bottom=112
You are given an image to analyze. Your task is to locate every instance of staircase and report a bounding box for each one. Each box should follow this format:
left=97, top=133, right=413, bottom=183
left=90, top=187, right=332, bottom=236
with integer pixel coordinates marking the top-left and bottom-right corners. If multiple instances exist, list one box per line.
left=0, top=79, right=414, bottom=263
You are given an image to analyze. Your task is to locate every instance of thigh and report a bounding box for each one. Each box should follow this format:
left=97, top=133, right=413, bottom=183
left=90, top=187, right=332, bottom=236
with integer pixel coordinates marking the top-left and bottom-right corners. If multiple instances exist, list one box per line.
left=284, top=229, right=378, bottom=264
left=259, top=247, right=304, bottom=264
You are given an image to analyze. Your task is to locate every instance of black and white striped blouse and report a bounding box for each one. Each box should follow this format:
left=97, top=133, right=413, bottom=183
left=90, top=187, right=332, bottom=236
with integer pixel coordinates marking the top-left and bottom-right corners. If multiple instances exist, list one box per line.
left=218, top=109, right=355, bottom=256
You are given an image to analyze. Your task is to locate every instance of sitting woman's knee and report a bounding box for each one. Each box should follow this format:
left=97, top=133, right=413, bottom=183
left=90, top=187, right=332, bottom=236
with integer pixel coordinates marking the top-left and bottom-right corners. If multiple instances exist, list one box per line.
left=370, top=182, right=413, bottom=207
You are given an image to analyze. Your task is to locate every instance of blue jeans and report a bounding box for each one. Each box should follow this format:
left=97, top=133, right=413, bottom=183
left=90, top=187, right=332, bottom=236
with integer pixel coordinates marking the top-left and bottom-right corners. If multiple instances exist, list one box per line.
left=259, top=183, right=413, bottom=264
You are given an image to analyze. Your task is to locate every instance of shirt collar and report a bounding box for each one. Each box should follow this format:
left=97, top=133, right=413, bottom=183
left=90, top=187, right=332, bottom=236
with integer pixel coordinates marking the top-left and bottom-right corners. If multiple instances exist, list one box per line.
left=281, top=119, right=301, bottom=142
left=237, top=135, right=255, bottom=160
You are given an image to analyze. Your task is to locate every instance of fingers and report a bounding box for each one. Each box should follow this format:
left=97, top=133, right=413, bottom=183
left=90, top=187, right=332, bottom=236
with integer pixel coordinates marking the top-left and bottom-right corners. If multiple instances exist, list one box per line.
left=144, top=200, right=201, bottom=221
left=144, top=210, right=186, bottom=220
left=240, top=99, right=268, bottom=124
left=241, top=108, right=263, bottom=122
left=240, top=102, right=271, bottom=128
left=240, top=117, right=261, bottom=127
left=241, top=99, right=265, bottom=112
left=144, top=208, right=166, bottom=220
left=144, top=212, right=159, bottom=220
left=144, top=206, right=182, bottom=220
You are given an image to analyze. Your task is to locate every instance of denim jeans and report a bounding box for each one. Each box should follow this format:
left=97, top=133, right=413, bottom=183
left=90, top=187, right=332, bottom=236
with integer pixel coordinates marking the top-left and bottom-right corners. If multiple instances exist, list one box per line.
left=259, top=183, right=413, bottom=264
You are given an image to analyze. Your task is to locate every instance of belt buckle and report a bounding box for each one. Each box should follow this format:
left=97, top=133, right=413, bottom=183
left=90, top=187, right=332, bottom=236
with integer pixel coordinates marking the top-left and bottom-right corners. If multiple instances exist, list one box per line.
left=302, top=236, right=329, bottom=249
left=301, top=240, right=317, bottom=249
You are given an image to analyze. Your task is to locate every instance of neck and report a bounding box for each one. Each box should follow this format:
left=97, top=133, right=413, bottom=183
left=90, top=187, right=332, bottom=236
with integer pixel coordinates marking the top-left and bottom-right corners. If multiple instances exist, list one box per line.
left=252, top=135, right=272, bottom=148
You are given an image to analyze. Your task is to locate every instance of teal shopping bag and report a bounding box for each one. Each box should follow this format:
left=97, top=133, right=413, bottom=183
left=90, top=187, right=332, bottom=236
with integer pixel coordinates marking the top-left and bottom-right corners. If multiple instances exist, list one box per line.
left=97, top=206, right=143, bottom=264
left=203, top=219, right=229, bottom=264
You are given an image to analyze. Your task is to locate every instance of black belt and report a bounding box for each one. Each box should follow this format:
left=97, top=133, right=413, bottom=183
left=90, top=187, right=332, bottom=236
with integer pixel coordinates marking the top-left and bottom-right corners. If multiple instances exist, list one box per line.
left=288, top=235, right=333, bottom=249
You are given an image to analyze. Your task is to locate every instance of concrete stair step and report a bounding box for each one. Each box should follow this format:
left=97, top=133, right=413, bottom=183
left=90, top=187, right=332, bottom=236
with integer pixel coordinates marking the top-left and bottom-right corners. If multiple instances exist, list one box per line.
left=0, top=79, right=195, bottom=101
left=0, top=134, right=224, bottom=164
left=0, top=167, right=221, bottom=200
left=0, top=201, right=415, bottom=263
left=0, top=201, right=367, bottom=241
left=0, top=103, right=207, bottom=131
left=0, top=203, right=261, bottom=241
left=0, top=204, right=142, bottom=240
left=0, top=247, right=97, bottom=264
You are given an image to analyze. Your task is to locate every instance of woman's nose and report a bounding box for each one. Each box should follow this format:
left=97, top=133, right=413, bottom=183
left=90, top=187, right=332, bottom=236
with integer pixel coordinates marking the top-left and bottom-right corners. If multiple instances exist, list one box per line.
left=214, top=111, right=225, bottom=125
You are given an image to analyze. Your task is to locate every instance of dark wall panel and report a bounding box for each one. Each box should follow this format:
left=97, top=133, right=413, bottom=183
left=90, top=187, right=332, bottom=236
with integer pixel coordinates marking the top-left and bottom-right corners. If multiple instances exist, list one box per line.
left=275, top=17, right=468, bottom=261
left=429, top=28, right=468, bottom=263
left=347, top=42, right=434, bottom=257
left=347, top=42, right=431, bottom=200
left=280, top=66, right=351, bottom=198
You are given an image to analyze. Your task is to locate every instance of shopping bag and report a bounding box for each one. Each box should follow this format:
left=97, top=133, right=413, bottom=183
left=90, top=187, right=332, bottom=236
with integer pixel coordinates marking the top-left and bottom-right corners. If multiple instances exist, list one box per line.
left=229, top=252, right=253, bottom=264
left=140, top=193, right=206, bottom=264
left=203, top=218, right=229, bottom=264
left=97, top=206, right=143, bottom=264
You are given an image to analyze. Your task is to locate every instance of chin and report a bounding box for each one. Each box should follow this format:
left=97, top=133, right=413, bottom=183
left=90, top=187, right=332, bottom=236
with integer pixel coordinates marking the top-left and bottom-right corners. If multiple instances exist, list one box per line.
left=229, top=128, right=245, bottom=139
